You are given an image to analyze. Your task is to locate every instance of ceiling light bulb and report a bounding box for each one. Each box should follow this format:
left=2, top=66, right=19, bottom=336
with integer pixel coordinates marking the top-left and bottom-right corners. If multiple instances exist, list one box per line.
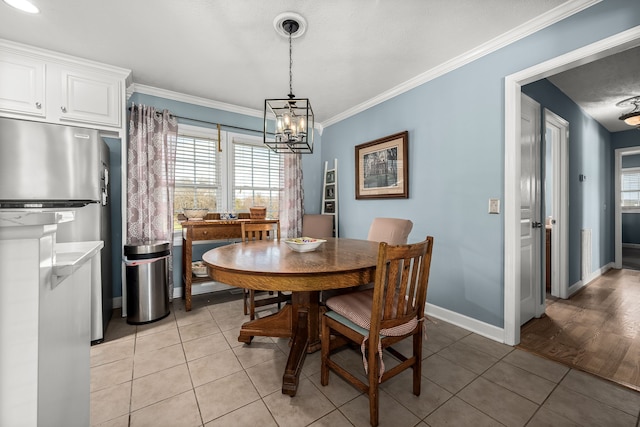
left=3, top=0, right=39, bottom=13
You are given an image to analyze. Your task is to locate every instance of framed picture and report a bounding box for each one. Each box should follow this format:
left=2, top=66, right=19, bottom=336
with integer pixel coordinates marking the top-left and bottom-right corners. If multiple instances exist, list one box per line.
left=325, top=184, right=335, bottom=200
left=355, top=131, right=408, bottom=199
left=324, top=201, right=335, bottom=213
left=326, top=170, right=335, bottom=184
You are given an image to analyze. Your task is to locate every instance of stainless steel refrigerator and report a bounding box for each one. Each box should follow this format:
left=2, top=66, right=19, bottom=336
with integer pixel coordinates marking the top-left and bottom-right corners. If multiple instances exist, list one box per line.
left=0, top=117, right=112, bottom=343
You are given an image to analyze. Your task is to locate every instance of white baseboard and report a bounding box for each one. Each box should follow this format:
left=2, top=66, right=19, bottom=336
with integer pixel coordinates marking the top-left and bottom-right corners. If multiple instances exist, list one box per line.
left=112, top=281, right=238, bottom=315
left=171, top=281, right=240, bottom=299
left=425, top=303, right=505, bottom=344
left=112, top=296, right=122, bottom=309
left=568, top=262, right=614, bottom=297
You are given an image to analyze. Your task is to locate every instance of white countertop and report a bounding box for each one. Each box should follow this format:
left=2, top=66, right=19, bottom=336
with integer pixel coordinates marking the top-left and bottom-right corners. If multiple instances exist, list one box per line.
left=53, top=241, right=104, bottom=284
left=0, top=210, right=76, bottom=227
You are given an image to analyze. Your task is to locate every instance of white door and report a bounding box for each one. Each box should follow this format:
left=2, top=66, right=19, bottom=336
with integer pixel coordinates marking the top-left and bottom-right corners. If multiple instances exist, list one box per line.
left=544, top=109, right=569, bottom=299
left=520, top=94, right=542, bottom=325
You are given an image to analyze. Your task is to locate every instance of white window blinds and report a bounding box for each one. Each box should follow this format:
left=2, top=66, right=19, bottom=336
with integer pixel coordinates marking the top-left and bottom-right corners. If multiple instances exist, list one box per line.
left=232, top=138, right=283, bottom=218
left=174, top=132, right=221, bottom=218
left=621, top=168, right=640, bottom=207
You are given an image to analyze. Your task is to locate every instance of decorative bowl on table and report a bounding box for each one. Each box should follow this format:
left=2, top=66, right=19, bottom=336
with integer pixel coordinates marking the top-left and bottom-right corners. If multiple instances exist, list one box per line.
left=192, top=261, right=208, bottom=277
left=220, top=212, right=237, bottom=220
left=183, top=208, right=209, bottom=220
left=284, top=237, right=326, bottom=253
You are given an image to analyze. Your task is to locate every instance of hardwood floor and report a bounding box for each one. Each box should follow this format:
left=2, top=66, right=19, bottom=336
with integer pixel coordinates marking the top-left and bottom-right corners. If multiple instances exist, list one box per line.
left=622, top=246, right=640, bottom=270
left=519, top=268, right=640, bottom=391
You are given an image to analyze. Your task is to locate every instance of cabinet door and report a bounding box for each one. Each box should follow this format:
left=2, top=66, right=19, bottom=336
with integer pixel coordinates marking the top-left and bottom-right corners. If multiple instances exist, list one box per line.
left=58, top=68, right=121, bottom=127
left=0, top=53, right=45, bottom=117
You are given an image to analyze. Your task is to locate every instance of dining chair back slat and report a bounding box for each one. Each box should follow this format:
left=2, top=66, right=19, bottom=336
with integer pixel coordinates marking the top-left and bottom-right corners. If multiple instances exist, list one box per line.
left=240, top=222, right=281, bottom=242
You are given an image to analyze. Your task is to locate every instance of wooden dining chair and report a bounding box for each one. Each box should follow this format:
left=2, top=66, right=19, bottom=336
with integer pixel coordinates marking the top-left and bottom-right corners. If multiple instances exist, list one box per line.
left=301, top=214, right=334, bottom=238
left=320, top=236, right=434, bottom=427
left=240, top=221, right=290, bottom=320
left=367, top=217, right=413, bottom=245
left=321, top=217, right=413, bottom=302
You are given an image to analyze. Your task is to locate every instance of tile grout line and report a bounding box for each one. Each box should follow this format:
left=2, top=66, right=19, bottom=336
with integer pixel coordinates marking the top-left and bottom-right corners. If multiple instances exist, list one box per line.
left=178, top=320, right=207, bottom=427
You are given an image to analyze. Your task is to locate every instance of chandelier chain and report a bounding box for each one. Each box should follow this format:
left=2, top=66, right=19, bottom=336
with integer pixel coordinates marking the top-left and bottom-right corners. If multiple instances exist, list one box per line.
left=289, top=29, right=293, bottom=97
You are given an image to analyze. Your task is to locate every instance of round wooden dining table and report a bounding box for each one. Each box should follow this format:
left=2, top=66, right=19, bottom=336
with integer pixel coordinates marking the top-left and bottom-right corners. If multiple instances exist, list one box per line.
left=202, top=237, right=379, bottom=396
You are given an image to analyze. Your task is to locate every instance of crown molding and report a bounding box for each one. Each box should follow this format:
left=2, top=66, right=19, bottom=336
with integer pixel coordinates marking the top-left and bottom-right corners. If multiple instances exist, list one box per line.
left=0, top=38, right=132, bottom=81
left=127, top=83, right=263, bottom=118
left=322, top=0, right=600, bottom=128
left=128, top=83, right=324, bottom=135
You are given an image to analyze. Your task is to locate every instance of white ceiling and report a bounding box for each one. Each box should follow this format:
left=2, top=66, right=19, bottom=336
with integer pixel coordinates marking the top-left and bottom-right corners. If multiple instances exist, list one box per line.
left=547, top=46, right=640, bottom=132
left=1, top=0, right=636, bottom=131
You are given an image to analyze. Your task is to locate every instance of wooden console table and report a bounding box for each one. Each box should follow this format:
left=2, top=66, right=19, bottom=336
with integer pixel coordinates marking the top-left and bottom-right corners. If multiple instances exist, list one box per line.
left=180, top=217, right=279, bottom=311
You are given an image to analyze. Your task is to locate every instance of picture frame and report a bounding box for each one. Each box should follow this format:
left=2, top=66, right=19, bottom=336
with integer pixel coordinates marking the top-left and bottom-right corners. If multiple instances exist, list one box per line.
left=324, top=201, right=335, bottom=213
left=326, top=170, right=335, bottom=184
left=355, top=131, right=408, bottom=199
left=325, top=184, right=335, bottom=200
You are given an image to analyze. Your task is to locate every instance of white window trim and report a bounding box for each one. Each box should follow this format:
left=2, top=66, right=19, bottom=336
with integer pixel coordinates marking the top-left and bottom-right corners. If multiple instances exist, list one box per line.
left=621, top=166, right=640, bottom=213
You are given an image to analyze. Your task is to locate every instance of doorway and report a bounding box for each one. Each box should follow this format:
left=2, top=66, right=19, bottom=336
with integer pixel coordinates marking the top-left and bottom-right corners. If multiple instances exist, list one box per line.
left=504, top=27, right=640, bottom=346
left=615, top=147, right=640, bottom=269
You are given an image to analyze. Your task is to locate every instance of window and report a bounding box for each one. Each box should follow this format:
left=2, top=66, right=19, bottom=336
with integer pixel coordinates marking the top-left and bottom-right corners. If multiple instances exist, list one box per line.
left=173, top=126, right=222, bottom=228
left=232, top=137, right=283, bottom=218
left=621, top=167, right=640, bottom=208
left=173, top=125, right=282, bottom=229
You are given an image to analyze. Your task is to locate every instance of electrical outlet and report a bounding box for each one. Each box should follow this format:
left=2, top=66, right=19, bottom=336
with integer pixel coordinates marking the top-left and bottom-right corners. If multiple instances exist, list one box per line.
left=488, top=198, right=500, bottom=214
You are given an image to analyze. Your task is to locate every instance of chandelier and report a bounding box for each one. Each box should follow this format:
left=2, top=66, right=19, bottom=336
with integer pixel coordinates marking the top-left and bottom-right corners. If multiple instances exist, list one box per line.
left=617, top=96, right=640, bottom=128
left=264, top=13, right=314, bottom=154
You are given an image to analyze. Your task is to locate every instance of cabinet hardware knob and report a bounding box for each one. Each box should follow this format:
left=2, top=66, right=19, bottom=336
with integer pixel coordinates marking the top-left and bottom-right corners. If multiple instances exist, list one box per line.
left=35, top=102, right=42, bottom=109
left=61, top=106, right=67, bottom=113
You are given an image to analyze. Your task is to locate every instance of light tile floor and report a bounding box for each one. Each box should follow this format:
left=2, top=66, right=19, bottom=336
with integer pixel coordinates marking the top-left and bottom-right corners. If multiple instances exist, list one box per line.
left=91, top=292, right=640, bottom=427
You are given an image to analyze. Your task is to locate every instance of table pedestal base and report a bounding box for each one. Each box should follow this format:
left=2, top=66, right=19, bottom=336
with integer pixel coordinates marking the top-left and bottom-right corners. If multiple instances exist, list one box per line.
left=238, top=291, right=321, bottom=396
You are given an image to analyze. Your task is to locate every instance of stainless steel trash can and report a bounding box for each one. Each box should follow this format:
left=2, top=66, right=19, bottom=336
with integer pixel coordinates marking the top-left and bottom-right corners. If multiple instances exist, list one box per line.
left=124, top=241, right=171, bottom=324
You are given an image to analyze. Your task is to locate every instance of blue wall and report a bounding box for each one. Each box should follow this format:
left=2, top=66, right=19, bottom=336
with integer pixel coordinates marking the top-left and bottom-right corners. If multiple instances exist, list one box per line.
left=522, top=78, right=614, bottom=286
left=613, top=129, right=640, bottom=150
left=319, top=0, right=640, bottom=328
left=103, top=137, right=123, bottom=299
left=622, top=153, right=640, bottom=168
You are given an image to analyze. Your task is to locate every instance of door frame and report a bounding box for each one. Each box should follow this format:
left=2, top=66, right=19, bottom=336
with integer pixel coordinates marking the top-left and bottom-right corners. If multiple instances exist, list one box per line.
left=504, top=26, right=640, bottom=346
left=544, top=108, right=570, bottom=299
left=615, top=147, right=640, bottom=269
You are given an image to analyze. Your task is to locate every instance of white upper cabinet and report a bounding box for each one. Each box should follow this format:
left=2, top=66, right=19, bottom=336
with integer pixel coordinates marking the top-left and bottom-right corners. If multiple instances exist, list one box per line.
left=0, top=39, right=130, bottom=134
left=54, top=65, right=121, bottom=127
left=0, top=52, right=45, bottom=117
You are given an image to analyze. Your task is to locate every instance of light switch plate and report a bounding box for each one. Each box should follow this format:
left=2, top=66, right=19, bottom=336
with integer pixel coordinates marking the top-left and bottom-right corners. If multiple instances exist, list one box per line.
left=488, top=198, right=500, bottom=214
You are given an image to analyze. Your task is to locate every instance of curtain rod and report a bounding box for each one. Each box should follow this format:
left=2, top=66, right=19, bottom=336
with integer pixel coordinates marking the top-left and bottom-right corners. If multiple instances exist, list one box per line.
left=128, top=106, right=268, bottom=135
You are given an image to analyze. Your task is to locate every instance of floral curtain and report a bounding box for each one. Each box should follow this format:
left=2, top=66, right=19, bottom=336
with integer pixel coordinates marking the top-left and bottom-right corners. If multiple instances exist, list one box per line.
left=279, top=153, right=304, bottom=238
left=127, top=104, right=178, bottom=299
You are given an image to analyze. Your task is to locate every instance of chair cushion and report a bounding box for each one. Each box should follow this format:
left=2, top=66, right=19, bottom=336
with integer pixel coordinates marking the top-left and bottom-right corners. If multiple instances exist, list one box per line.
left=302, top=214, right=334, bottom=238
left=325, top=289, right=418, bottom=337
left=367, top=218, right=413, bottom=245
